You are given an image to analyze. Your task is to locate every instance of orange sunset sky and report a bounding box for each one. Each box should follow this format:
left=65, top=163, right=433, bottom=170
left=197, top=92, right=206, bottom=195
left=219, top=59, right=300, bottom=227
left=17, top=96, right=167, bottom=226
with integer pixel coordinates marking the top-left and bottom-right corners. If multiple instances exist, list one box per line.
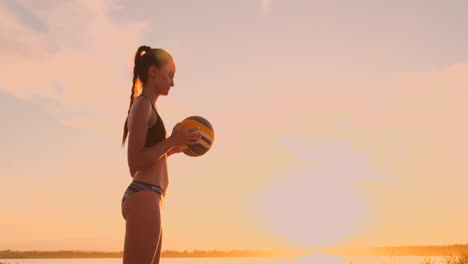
left=1, top=0, right=468, bottom=252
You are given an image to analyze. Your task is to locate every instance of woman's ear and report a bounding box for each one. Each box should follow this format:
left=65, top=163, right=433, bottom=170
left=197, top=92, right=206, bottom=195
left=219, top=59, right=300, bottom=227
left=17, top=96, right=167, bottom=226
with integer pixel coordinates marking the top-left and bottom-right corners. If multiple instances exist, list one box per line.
left=148, top=65, right=158, bottom=79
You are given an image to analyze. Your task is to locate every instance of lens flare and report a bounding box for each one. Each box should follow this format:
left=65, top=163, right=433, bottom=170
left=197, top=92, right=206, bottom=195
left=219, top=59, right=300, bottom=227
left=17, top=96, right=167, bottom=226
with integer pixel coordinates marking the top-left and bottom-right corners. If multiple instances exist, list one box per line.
left=249, top=137, right=385, bottom=248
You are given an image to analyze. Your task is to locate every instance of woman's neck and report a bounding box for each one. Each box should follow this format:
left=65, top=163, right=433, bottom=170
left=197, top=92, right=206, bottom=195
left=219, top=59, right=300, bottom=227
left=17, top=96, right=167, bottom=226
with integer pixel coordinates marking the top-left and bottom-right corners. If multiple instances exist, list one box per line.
left=141, top=88, right=158, bottom=105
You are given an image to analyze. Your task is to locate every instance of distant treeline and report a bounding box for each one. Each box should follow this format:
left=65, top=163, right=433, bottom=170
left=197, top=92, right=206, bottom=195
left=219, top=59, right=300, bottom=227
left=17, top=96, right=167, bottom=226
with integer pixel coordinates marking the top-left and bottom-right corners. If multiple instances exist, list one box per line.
left=321, top=244, right=468, bottom=257
left=1, top=244, right=468, bottom=259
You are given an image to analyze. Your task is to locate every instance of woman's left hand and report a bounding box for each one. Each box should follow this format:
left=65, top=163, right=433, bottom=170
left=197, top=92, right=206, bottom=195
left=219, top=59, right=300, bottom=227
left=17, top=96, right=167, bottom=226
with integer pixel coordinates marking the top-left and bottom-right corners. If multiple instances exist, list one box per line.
left=167, top=145, right=188, bottom=156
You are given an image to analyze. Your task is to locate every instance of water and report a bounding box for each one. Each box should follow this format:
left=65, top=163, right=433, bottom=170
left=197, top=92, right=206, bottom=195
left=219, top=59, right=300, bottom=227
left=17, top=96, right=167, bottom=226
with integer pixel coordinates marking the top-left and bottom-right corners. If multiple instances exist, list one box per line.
left=0, top=256, right=450, bottom=264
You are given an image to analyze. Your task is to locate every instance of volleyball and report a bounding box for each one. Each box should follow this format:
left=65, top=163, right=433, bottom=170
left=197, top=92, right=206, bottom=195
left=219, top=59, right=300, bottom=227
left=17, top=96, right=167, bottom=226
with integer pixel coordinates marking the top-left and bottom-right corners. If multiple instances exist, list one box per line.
left=180, top=116, right=214, bottom=157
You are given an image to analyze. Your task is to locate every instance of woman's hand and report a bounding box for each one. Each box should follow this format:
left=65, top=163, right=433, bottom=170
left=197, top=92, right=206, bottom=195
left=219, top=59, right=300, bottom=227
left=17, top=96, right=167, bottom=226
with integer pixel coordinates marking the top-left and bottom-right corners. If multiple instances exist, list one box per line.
left=169, top=122, right=201, bottom=147
left=167, top=145, right=188, bottom=157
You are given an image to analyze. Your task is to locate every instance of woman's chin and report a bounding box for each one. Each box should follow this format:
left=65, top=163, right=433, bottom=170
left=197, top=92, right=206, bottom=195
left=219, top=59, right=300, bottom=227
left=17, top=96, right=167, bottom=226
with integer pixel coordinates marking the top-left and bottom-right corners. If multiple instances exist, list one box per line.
left=158, top=89, right=169, bottom=96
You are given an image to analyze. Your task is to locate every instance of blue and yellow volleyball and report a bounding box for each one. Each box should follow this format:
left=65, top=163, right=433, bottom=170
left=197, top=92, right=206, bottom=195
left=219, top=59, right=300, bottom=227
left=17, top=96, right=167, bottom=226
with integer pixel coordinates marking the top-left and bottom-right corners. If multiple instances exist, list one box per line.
left=180, top=116, right=214, bottom=157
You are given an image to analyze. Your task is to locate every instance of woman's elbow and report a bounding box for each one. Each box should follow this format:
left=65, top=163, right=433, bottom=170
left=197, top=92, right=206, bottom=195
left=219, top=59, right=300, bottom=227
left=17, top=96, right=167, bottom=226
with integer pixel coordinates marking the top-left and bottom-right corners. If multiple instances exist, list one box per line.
left=127, top=156, right=140, bottom=173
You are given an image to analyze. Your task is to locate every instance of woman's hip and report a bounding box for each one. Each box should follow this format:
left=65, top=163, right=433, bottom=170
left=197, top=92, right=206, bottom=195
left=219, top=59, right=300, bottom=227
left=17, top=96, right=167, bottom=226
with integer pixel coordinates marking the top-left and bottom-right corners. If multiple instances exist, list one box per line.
left=121, top=180, right=165, bottom=220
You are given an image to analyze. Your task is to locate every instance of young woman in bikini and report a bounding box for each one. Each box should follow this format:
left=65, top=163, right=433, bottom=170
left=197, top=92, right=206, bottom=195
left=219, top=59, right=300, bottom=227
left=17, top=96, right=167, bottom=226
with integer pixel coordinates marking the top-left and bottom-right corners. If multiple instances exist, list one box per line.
left=120, top=45, right=202, bottom=264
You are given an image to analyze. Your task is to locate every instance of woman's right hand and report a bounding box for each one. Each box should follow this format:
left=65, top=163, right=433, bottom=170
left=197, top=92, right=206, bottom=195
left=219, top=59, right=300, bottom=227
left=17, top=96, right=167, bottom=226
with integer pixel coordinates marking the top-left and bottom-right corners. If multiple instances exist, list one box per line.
left=169, top=122, right=202, bottom=147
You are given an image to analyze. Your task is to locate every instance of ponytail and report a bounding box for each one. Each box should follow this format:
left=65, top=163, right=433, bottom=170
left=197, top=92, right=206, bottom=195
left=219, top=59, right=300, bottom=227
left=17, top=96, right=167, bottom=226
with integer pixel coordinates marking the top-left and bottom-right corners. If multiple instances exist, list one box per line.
left=120, top=46, right=153, bottom=148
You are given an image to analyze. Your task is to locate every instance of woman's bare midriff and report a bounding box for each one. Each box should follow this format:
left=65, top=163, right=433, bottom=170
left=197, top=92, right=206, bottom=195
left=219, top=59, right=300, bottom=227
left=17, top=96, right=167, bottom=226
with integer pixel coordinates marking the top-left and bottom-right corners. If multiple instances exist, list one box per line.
left=129, top=107, right=169, bottom=193
left=131, top=155, right=169, bottom=193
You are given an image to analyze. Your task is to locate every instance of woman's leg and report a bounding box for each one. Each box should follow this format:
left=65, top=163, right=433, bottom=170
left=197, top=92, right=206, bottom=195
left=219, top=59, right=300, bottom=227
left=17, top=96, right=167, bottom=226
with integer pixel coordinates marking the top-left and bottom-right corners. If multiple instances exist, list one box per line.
left=152, top=229, right=162, bottom=264
left=122, top=189, right=162, bottom=264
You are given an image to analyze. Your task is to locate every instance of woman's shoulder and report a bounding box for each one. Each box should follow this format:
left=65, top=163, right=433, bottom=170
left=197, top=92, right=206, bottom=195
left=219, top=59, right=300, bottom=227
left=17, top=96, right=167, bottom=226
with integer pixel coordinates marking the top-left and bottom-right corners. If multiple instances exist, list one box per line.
left=131, top=95, right=152, bottom=111
left=128, top=96, right=152, bottom=125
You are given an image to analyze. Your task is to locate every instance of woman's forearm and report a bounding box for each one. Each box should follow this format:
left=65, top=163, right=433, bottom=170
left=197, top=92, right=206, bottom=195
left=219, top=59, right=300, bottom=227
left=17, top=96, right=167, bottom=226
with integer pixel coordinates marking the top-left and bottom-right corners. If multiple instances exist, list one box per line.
left=166, top=148, right=175, bottom=157
left=129, top=136, right=176, bottom=172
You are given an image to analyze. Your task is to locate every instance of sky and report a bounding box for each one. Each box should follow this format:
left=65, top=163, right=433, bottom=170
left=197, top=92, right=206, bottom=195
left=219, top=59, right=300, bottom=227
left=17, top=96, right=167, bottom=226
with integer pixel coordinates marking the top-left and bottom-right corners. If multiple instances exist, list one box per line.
left=1, top=0, right=468, bottom=252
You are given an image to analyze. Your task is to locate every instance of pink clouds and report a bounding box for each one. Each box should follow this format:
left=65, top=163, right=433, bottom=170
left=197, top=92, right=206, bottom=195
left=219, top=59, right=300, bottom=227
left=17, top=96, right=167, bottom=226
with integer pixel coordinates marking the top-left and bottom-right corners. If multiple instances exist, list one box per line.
left=0, top=0, right=148, bottom=141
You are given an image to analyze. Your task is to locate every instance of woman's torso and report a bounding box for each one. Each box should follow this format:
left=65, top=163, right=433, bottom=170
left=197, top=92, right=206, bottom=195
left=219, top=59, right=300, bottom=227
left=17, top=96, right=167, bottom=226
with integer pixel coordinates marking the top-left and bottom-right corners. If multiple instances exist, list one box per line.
left=130, top=95, right=169, bottom=193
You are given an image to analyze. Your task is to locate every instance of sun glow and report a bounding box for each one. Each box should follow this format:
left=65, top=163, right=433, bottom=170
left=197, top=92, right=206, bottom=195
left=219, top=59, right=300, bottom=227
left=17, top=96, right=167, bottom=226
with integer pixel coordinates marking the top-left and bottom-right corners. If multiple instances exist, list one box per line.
left=250, top=137, right=385, bottom=248
left=295, top=253, right=348, bottom=264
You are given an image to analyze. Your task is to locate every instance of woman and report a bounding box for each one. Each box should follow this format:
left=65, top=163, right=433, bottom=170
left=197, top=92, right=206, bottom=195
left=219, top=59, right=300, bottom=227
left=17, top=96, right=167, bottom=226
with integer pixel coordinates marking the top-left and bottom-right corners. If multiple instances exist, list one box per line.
left=120, top=45, right=202, bottom=264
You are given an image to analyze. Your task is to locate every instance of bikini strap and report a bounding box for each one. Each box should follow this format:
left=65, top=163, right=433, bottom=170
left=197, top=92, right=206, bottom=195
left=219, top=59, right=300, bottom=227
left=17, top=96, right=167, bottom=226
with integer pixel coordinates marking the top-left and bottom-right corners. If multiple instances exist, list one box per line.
left=138, top=94, right=158, bottom=114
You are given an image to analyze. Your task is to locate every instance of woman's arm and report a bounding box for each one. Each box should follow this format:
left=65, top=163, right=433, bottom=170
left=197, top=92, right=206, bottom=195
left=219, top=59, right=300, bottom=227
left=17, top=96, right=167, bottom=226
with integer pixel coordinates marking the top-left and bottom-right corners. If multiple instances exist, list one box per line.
left=167, top=145, right=188, bottom=157
left=126, top=97, right=176, bottom=172
left=166, top=146, right=177, bottom=157
left=129, top=137, right=177, bottom=171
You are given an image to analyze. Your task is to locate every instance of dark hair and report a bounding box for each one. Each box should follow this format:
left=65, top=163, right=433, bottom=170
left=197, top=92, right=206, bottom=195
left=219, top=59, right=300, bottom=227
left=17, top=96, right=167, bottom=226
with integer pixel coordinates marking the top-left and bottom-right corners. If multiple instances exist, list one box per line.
left=121, top=45, right=173, bottom=148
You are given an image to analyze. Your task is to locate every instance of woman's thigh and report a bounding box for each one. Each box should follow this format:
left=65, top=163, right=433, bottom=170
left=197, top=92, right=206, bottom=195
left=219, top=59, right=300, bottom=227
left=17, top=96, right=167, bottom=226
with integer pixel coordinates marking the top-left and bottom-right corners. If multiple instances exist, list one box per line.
left=122, top=189, right=162, bottom=264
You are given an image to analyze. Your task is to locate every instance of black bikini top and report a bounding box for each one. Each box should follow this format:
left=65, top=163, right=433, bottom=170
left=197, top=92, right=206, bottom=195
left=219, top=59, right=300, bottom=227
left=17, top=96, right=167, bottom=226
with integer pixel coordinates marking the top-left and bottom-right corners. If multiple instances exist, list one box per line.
left=139, top=95, right=167, bottom=147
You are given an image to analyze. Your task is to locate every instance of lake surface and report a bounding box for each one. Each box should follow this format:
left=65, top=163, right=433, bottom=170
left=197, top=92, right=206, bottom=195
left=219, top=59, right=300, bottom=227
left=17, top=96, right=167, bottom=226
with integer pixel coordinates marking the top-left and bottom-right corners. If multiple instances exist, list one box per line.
left=0, top=256, right=450, bottom=264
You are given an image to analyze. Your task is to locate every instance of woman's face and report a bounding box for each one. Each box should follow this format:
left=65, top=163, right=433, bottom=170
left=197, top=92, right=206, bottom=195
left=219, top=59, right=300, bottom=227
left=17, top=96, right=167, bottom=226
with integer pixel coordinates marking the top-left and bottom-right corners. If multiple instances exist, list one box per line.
left=152, top=59, right=176, bottom=96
